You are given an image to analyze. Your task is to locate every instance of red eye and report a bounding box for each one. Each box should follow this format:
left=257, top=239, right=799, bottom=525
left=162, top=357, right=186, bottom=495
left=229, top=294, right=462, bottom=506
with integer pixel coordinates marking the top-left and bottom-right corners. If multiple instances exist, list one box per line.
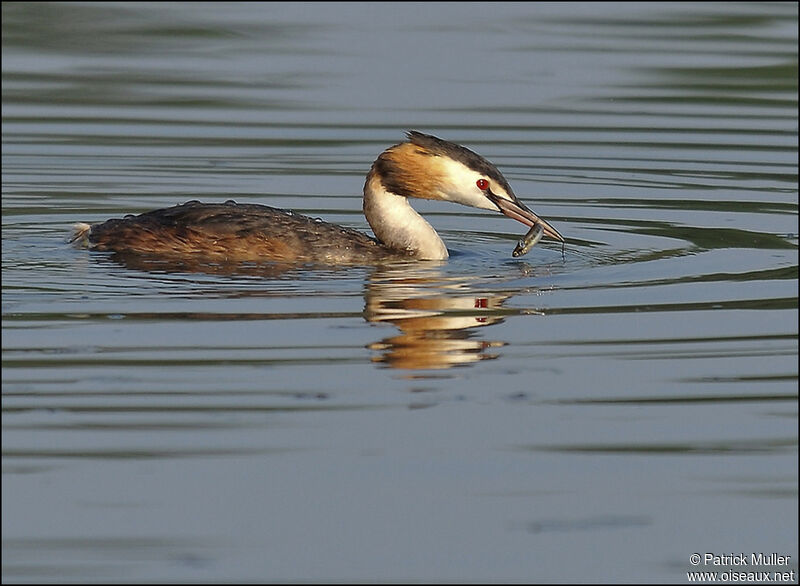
left=476, top=178, right=489, bottom=190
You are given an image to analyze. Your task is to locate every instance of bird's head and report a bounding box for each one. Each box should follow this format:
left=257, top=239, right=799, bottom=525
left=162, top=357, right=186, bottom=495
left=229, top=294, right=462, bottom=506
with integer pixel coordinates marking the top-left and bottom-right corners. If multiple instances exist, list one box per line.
left=368, top=131, right=564, bottom=242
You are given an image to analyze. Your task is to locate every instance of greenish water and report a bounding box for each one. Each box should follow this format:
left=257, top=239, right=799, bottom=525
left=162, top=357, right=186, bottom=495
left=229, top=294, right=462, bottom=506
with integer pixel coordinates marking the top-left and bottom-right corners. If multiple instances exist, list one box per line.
left=2, top=2, right=797, bottom=583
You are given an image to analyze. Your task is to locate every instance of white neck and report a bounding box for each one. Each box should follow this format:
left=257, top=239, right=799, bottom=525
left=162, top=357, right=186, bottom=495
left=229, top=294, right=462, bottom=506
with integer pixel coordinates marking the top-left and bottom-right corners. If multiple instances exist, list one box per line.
left=363, top=174, right=449, bottom=260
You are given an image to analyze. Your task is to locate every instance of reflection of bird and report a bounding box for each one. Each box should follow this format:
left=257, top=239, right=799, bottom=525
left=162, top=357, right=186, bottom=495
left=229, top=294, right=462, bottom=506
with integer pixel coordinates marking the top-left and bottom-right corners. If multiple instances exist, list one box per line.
left=71, top=131, right=563, bottom=263
left=363, top=270, right=510, bottom=369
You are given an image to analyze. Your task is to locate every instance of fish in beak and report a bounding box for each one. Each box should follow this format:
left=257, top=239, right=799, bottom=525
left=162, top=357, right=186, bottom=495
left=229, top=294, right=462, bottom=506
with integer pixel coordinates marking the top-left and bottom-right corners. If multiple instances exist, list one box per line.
left=489, top=194, right=564, bottom=242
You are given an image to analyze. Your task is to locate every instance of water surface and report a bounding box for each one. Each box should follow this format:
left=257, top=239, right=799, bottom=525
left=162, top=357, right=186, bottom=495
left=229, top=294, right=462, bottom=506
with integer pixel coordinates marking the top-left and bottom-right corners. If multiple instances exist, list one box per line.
left=2, top=2, right=797, bottom=583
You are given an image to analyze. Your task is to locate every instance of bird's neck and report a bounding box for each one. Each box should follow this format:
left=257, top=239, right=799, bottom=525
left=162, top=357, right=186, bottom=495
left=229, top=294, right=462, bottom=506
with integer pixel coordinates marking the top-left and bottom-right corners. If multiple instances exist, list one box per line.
left=363, top=172, right=449, bottom=260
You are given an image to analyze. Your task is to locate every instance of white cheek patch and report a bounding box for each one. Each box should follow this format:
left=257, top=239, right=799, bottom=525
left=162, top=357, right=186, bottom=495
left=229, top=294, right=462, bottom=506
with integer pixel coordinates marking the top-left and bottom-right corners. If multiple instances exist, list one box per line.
left=437, top=158, right=502, bottom=211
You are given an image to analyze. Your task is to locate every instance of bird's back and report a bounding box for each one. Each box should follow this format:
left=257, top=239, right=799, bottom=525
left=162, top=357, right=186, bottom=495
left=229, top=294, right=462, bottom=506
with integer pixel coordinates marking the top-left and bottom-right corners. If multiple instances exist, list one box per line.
left=77, top=201, right=410, bottom=264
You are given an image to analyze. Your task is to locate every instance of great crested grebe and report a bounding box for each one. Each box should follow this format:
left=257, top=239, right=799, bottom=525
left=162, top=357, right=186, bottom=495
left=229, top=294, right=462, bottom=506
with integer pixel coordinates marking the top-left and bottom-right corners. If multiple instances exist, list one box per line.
left=71, top=131, right=564, bottom=264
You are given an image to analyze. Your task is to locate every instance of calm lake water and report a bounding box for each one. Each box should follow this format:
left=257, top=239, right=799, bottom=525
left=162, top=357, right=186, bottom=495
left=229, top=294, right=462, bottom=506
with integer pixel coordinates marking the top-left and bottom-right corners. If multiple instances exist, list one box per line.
left=2, top=2, right=798, bottom=583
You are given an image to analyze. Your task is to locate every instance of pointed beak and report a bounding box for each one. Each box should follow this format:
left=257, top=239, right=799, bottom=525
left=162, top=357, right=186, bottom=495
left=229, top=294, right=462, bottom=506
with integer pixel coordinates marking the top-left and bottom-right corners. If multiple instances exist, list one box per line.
left=491, top=195, right=564, bottom=242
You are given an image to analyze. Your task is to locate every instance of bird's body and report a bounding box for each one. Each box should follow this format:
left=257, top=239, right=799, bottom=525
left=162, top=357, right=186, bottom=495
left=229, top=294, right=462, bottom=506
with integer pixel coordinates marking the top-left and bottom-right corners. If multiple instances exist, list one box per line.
left=72, top=131, right=564, bottom=264
left=74, top=200, right=409, bottom=264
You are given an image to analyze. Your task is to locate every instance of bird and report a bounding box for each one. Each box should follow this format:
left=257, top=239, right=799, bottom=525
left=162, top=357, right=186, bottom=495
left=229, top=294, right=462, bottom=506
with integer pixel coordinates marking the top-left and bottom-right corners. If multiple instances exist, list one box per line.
left=71, top=131, right=564, bottom=264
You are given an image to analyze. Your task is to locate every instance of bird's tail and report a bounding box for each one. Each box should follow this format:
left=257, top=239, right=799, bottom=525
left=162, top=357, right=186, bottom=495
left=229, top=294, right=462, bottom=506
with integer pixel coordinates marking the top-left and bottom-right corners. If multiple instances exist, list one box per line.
left=69, top=222, right=92, bottom=247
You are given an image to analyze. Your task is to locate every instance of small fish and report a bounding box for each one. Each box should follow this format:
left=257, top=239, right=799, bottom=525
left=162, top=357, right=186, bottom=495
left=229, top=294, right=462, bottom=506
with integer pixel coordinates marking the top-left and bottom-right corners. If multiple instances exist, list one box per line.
left=512, top=223, right=545, bottom=257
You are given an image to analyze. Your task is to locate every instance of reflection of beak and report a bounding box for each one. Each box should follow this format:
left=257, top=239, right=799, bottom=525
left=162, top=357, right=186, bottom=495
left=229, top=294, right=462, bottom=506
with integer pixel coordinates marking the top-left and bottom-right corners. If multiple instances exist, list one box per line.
left=490, top=194, right=564, bottom=242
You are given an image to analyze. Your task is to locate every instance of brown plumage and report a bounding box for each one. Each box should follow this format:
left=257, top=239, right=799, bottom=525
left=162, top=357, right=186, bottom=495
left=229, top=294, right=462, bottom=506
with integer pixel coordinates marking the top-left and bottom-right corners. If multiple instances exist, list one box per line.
left=76, top=201, right=409, bottom=263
